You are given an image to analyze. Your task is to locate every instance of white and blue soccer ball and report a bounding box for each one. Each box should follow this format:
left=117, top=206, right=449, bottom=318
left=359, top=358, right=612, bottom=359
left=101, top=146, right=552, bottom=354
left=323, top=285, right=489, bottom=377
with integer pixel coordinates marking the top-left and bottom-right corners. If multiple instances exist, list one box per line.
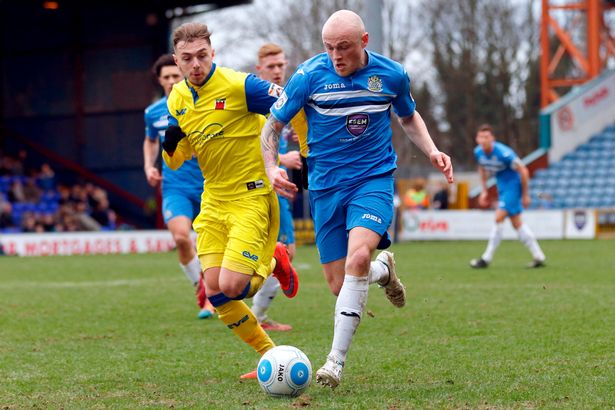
left=257, top=345, right=312, bottom=397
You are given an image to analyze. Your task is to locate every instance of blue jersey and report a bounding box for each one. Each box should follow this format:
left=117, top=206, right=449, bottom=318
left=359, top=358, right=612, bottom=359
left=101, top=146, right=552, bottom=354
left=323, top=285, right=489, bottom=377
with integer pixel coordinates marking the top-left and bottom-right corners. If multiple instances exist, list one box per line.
left=271, top=51, right=416, bottom=191
left=473, top=142, right=521, bottom=191
left=144, top=97, right=203, bottom=198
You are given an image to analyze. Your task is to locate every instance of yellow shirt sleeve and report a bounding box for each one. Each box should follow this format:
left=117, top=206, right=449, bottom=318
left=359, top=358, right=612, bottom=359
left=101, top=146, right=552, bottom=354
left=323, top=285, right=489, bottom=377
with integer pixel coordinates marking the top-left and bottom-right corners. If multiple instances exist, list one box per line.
left=162, top=138, right=193, bottom=170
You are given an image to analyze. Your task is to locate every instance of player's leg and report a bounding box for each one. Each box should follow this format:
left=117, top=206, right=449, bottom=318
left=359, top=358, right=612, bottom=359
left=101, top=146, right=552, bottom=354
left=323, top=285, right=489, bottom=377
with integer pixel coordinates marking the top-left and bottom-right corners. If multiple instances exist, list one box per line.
left=315, top=175, right=398, bottom=389
left=196, top=197, right=276, bottom=358
left=347, top=174, right=404, bottom=307
left=164, top=194, right=213, bottom=318
left=252, top=195, right=294, bottom=331
left=510, top=214, right=546, bottom=267
left=471, top=207, right=508, bottom=268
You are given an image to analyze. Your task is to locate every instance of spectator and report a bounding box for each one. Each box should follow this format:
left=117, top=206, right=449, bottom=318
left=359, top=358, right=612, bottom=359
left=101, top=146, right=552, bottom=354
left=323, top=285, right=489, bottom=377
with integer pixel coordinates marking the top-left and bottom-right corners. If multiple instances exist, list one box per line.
left=72, top=201, right=101, bottom=231
left=40, top=213, right=57, bottom=232
left=403, top=178, right=430, bottom=210
left=21, top=212, right=37, bottom=232
left=22, top=177, right=42, bottom=203
left=7, top=179, right=25, bottom=203
left=37, top=163, right=56, bottom=191
left=432, top=181, right=450, bottom=210
left=91, top=196, right=116, bottom=228
left=0, top=202, right=15, bottom=229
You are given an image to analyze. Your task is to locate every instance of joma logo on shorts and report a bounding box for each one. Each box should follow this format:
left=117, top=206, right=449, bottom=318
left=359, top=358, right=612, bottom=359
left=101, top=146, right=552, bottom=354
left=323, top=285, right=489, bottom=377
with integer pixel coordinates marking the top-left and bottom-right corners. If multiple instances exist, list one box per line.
left=242, top=251, right=259, bottom=261
left=227, top=314, right=249, bottom=329
left=361, top=213, right=382, bottom=224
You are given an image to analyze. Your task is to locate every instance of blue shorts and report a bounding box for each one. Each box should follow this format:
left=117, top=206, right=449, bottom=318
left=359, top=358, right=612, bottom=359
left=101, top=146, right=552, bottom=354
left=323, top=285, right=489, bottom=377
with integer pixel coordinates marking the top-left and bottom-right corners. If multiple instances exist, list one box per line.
left=497, top=182, right=522, bottom=217
left=162, top=192, right=202, bottom=224
left=310, top=174, right=394, bottom=264
left=277, top=196, right=295, bottom=245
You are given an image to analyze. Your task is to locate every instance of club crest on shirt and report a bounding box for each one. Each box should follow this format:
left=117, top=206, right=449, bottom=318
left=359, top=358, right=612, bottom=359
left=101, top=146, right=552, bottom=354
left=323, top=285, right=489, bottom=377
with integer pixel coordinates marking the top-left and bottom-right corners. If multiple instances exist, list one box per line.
left=346, top=113, right=369, bottom=137
left=367, top=75, right=383, bottom=92
left=215, top=99, right=226, bottom=110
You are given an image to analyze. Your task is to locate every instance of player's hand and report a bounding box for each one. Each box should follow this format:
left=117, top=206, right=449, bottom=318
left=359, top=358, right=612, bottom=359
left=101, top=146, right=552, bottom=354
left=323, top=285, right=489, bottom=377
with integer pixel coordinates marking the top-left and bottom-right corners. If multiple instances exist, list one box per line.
left=522, top=193, right=531, bottom=208
left=478, top=190, right=490, bottom=207
left=144, top=166, right=162, bottom=187
left=287, top=129, right=299, bottom=144
left=429, top=150, right=454, bottom=183
left=162, top=125, right=186, bottom=154
left=266, top=165, right=298, bottom=200
left=279, top=151, right=302, bottom=170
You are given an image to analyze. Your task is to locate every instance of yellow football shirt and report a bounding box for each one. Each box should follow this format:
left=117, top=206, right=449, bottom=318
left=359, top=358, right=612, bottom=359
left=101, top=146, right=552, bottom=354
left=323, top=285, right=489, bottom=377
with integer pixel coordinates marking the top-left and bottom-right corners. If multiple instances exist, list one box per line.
left=163, top=65, right=274, bottom=201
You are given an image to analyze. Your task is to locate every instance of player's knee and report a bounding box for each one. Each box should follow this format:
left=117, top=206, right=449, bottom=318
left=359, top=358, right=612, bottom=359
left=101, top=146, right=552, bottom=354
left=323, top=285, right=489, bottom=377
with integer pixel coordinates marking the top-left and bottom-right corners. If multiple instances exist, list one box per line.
left=219, top=281, right=245, bottom=299
left=345, top=247, right=371, bottom=276
left=172, top=232, right=191, bottom=249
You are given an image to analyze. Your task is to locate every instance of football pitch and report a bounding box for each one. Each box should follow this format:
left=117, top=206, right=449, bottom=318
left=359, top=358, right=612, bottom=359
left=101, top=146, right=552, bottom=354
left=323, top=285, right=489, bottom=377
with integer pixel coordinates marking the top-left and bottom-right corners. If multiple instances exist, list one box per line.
left=1, top=239, right=614, bottom=409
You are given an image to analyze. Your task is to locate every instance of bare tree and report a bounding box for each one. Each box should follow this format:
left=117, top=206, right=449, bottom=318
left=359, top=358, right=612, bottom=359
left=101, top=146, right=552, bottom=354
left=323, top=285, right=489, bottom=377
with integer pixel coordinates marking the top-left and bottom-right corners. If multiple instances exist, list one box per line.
left=422, top=0, right=539, bottom=167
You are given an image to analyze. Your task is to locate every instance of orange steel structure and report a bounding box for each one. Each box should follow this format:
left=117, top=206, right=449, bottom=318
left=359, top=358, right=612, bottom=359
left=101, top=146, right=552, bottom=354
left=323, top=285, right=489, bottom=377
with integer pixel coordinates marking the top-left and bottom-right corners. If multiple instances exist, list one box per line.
left=540, top=0, right=615, bottom=107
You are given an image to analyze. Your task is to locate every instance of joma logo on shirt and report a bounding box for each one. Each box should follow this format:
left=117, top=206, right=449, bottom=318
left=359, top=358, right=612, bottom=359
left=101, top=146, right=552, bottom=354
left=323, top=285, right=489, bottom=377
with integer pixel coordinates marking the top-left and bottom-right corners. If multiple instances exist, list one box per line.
left=324, top=83, right=346, bottom=90
left=361, top=213, right=382, bottom=224
left=175, top=108, right=187, bottom=116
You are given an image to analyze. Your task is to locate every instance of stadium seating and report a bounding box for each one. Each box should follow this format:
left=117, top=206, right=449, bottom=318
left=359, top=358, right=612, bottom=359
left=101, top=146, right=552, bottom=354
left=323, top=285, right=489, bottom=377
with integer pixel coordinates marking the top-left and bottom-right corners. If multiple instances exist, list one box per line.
left=529, top=123, right=615, bottom=209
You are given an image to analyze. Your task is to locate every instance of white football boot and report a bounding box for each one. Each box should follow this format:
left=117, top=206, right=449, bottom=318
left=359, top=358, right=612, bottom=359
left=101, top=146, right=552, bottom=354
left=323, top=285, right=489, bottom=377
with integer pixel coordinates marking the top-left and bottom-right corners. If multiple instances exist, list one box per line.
left=315, top=354, right=345, bottom=389
left=376, top=251, right=406, bottom=308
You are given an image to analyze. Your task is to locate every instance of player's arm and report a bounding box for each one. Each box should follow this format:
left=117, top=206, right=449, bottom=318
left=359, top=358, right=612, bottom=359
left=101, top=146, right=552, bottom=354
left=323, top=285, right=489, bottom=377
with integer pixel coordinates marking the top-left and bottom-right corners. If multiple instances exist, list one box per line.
left=398, top=112, right=454, bottom=183
left=512, top=159, right=531, bottom=207
left=161, top=125, right=191, bottom=170
left=279, top=151, right=302, bottom=170
left=261, top=115, right=297, bottom=200
left=477, top=165, right=490, bottom=207
left=143, top=137, right=162, bottom=187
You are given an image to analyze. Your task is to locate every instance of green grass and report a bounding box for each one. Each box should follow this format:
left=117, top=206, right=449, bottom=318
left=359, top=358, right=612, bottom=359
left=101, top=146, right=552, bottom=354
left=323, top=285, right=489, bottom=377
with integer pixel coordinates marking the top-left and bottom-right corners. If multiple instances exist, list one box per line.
left=1, top=240, right=614, bottom=409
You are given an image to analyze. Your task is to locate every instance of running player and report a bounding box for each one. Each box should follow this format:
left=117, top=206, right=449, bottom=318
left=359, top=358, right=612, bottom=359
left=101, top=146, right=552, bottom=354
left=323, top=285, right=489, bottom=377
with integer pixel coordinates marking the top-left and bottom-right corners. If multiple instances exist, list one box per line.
left=260, top=10, right=454, bottom=389
left=143, top=54, right=214, bottom=319
left=161, top=22, right=299, bottom=374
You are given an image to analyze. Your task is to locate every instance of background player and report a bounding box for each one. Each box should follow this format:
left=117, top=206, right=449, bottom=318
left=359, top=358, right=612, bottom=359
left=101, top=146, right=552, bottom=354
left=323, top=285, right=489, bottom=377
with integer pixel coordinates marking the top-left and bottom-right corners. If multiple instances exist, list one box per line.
left=251, top=43, right=302, bottom=332
left=161, top=22, right=299, bottom=376
left=260, top=10, right=454, bottom=389
left=143, top=54, right=214, bottom=319
left=470, top=124, right=546, bottom=269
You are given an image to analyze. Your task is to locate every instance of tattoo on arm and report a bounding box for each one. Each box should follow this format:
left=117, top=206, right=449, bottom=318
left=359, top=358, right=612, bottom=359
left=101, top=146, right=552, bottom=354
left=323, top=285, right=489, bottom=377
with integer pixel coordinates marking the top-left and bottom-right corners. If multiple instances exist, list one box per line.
left=261, top=115, right=284, bottom=168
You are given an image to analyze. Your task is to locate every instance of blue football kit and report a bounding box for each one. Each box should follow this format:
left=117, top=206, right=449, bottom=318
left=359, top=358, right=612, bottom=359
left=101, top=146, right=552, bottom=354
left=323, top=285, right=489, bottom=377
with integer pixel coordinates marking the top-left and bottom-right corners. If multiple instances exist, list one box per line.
left=474, top=142, right=523, bottom=216
left=144, top=96, right=203, bottom=224
left=271, top=50, right=416, bottom=263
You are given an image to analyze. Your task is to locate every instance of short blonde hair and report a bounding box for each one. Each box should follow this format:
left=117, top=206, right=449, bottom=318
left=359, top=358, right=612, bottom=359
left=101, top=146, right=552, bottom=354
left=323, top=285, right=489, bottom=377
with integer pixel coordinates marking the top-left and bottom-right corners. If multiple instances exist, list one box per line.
left=257, top=43, right=284, bottom=60
left=173, top=22, right=212, bottom=50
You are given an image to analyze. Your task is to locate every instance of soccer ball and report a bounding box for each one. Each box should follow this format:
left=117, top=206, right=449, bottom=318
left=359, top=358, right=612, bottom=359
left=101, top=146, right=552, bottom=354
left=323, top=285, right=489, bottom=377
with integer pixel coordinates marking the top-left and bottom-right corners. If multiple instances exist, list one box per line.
left=257, top=345, right=312, bottom=397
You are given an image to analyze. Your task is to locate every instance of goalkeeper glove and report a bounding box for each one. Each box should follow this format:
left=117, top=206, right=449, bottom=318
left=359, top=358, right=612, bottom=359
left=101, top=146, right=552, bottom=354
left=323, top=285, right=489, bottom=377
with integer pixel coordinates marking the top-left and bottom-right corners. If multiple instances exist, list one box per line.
left=162, top=125, right=186, bottom=153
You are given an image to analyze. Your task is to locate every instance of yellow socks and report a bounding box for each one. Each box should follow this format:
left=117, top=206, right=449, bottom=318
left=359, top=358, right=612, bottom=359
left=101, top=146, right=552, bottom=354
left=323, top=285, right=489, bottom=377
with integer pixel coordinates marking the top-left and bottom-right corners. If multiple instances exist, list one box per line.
left=215, top=299, right=274, bottom=355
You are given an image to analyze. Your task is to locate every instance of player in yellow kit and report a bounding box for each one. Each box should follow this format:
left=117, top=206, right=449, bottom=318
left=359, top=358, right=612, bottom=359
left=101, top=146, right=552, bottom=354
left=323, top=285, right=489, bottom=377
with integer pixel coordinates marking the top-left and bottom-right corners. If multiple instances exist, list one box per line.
left=161, top=22, right=299, bottom=373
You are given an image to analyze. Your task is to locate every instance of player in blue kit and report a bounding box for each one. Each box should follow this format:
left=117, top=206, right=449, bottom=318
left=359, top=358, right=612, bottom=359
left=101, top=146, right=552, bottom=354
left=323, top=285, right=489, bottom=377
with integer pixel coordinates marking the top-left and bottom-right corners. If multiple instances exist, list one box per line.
left=469, top=124, right=546, bottom=269
left=259, top=10, right=454, bottom=389
left=250, top=43, right=302, bottom=333
left=143, top=54, right=215, bottom=319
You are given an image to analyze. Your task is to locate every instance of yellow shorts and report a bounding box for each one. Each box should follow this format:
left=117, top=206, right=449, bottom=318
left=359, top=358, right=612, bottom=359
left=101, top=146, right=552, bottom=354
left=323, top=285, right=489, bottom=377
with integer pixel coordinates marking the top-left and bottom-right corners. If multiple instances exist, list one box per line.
left=193, top=190, right=279, bottom=279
